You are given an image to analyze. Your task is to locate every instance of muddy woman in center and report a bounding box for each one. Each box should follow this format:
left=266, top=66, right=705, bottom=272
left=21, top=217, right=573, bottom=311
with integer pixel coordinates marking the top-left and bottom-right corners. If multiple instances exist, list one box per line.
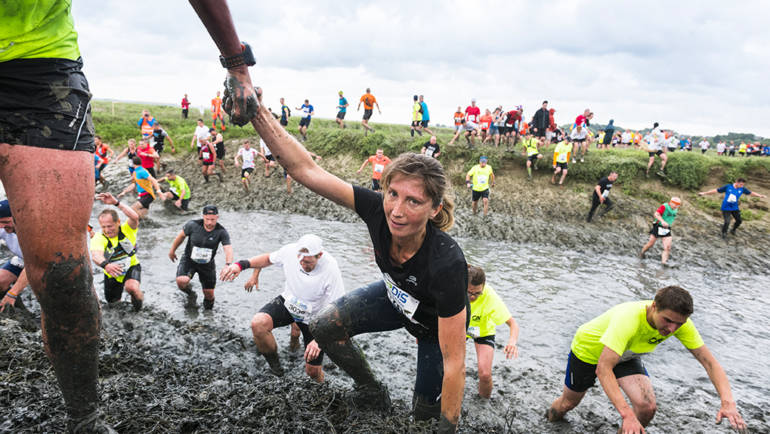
left=247, top=87, right=469, bottom=432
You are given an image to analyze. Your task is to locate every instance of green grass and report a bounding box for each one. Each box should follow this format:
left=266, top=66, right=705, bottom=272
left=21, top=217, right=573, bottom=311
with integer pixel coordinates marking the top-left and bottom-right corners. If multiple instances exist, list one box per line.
left=92, top=100, right=770, bottom=190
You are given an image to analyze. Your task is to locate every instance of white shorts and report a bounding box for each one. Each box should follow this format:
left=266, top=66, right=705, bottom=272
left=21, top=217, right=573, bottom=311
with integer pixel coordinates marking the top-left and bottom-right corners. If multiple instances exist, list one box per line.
left=465, top=122, right=478, bottom=131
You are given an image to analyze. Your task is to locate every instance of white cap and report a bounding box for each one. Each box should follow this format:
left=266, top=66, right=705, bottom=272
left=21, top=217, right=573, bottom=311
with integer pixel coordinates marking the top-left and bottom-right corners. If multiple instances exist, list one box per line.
left=297, top=234, right=323, bottom=257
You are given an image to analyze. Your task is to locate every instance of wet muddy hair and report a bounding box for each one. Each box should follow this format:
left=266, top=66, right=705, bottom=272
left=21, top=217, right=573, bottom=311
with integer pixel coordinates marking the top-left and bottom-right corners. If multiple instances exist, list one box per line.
left=654, top=285, right=693, bottom=316
left=380, top=152, right=455, bottom=231
left=98, top=209, right=119, bottom=223
left=467, top=265, right=486, bottom=286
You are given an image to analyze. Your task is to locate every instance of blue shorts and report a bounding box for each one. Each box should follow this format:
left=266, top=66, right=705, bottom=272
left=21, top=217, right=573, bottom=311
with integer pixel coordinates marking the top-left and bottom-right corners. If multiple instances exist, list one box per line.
left=2, top=258, right=24, bottom=277
left=490, top=125, right=499, bottom=135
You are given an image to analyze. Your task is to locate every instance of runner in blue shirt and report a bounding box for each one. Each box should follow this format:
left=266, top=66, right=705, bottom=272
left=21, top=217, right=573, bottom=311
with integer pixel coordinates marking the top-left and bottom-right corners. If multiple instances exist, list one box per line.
left=699, top=178, right=766, bottom=238
left=335, top=91, right=349, bottom=129
left=296, top=99, right=314, bottom=141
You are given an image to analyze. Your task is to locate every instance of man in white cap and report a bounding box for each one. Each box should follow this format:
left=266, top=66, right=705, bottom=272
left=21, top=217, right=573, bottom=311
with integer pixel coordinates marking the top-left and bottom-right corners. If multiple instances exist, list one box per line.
left=220, top=234, right=344, bottom=382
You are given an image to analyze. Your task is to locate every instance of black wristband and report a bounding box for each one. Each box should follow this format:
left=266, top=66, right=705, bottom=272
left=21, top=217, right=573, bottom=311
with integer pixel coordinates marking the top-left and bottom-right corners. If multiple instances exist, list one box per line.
left=237, top=259, right=251, bottom=270
left=99, top=260, right=109, bottom=268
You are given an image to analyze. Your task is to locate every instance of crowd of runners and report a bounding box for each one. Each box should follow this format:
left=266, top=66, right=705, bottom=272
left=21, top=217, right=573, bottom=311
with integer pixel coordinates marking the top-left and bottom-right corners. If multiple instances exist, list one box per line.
left=0, top=1, right=762, bottom=434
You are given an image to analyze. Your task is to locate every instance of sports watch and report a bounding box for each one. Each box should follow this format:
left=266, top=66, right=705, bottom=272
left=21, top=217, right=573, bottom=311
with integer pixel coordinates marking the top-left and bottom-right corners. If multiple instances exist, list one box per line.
left=219, top=42, right=256, bottom=69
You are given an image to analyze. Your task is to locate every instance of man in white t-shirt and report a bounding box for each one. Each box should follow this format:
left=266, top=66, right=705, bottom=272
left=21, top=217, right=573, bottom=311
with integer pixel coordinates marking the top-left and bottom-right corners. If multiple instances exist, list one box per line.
left=621, top=130, right=632, bottom=147
left=234, top=140, right=260, bottom=191
left=699, top=139, right=710, bottom=154
left=258, top=138, right=277, bottom=177
left=646, top=122, right=668, bottom=177
left=191, top=118, right=211, bottom=166
left=220, top=234, right=344, bottom=382
left=716, top=141, right=726, bottom=156
left=0, top=200, right=28, bottom=312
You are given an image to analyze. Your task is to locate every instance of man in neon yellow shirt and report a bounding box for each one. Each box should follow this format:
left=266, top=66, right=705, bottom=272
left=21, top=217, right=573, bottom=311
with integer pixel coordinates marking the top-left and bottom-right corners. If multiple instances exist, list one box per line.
left=521, top=133, right=543, bottom=180
left=410, top=95, right=423, bottom=137
left=547, top=286, right=746, bottom=433
left=90, top=193, right=143, bottom=311
left=0, top=1, right=114, bottom=430
left=466, top=156, right=495, bottom=216
left=158, top=168, right=192, bottom=211
left=551, top=140, right=572, bottom=186
left=466, top=265, right=519, bottom=398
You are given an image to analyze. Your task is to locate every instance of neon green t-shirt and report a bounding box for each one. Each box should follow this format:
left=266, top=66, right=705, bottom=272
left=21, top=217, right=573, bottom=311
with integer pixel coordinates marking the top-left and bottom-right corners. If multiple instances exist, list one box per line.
left=467, top=164, right=493, bottom=192
left=90, top=222, right=139, bottom=282
left=554, top=141, right=572, bottom=163
left=571, top=300, right=704, bottom=364
left=412, top=102, right=422, bottom=122
left=468, top=284, right=512, bottom=338
left=0, top=1, right=80, bottom=62
left=522, top=138, right=539, bottom=156
left=168, top=176, right=191, bottom=200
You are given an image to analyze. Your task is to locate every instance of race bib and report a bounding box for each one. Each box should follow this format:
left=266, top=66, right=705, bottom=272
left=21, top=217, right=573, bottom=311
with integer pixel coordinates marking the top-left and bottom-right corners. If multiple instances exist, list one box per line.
left=109, top=256, right=132, bottom=276
left=9, top=256, right=24, bottom=268
left=374, top=163, right=385, bottom=173
left=477, top=175, right=488, bottom=186
left=657, top=226, right=670, bottom=236
left=467, top=326, right=481, bottom=339
left=383, top=274, right=420, bottom=323
left=284, top=296, right=313, bottom=324
left=557, top=153, right=567, bottom=163
left=190, top=246, right=213, bottom=264
left=727, top=193, right=738, bottom=203
left=602, top=189, right=610, bottom=198
left=425, top=148, right=434, bottom=157
left=202, top=152, right=210, bottom=159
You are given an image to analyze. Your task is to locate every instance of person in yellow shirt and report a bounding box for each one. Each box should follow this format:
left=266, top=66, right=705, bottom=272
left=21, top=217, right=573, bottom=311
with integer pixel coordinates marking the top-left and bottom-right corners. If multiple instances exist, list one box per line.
left=90, top=192, right=143, bottom=311
left=410, top=95, right=423, bottom=137
left=551, top=140, right=572, bottom=186
left=547, top=286, right=746, bottom=433
left=465, top=156, right=495, bottom=216
left=521, top=133, right=543, bottom=180
left=466, top=265, right=519, bottom=398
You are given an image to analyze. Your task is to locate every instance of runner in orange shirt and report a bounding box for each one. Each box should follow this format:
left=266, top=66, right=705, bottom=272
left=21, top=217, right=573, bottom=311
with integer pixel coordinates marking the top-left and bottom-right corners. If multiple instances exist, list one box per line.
left=479, top=109, right=494, bottom=144
left=357, top=88, right=381, bottom=136
left=448, top=106, right=465, bottom=145
left=211, top=90, right=226, bottom=131
left=356, top=148, right=391, bottom=191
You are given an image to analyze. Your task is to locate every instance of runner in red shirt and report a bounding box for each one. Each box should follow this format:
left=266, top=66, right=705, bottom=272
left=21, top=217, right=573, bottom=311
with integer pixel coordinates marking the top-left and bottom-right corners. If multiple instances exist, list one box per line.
left=137, top=138, right=159, bottom=178
left=464, top=98, right=481, bottom=146
left=356, top=148, right=391, bottom=191
left=505, top=106, right=523, bottom=147
left=181, top=93, right=191, bottom=119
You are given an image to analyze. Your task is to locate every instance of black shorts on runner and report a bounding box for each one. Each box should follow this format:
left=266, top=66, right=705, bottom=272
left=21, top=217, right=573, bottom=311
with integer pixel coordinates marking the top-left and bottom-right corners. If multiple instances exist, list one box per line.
left=98, top=163, right=108, bottom=173
left=411, top=121, right=420, bottom=128
left=527, top=154, right=540, bottom=162
left=279, top=119, right=288, bottom=127
left=336, top=111, right=346, bottom=120
left=649, top=222, right=672, bottom=238
left=138, top=193, right=154, bottom=209
left=202, top=161, right=213, bottom=166
left=534, top=128, right=546, bottom=138
left=473, top=335, right=495, bottom=348
left=299, top=117, right=311, bottom=128
left=215, top=144, right=225, bottom=159
left=241, top=167, right=254, bottom=178
left=145, top=166, right=156, bottom=178
left=472, top=189, right=490, bottom=201
left=371, top=178, right=381, bottom=191
left=363, top=109, right=373, bottom=120
left=265, top=154, right=275, bottom=162
left=259, top=295, right=324, bottom=366
left=649, top=150, right=663, bottom=157
left=0, top=58, right=95, bottom=152
left=420, top=120, right=429, bottom=128
left=176, top=255, right=217, bottom=289
left=564, top=351, right=648, bottom=393
left=103, top=264, right=141, bottom=303
left=573, top=138, right=586, bottom=143
left=154, top=144, right=164, bottom=154
left=555, top=162, right=569, bottom=170
left=169, top=192, right=191, bottom=211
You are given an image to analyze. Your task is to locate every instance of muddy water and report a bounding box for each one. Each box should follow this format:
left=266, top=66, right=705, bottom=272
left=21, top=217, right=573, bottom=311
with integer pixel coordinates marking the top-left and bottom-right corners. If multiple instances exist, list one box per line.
left=78, top=199, right=769, bottom=433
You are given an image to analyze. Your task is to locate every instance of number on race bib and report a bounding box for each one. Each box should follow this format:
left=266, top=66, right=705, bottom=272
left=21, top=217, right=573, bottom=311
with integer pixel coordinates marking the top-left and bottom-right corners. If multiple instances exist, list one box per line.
left=284, top=296, right=312, bottom=323
left=190, top=246, right=213, bottom=264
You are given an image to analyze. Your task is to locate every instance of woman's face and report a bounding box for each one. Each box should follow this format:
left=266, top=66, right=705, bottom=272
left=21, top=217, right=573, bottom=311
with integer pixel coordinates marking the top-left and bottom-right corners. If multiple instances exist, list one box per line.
left=382, top=174, right=440, bottom=239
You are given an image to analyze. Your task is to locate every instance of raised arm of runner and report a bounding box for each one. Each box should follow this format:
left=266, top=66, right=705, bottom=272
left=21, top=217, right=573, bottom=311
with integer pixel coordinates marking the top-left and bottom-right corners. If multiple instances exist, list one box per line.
left=689, top=345, right=747, bottom=431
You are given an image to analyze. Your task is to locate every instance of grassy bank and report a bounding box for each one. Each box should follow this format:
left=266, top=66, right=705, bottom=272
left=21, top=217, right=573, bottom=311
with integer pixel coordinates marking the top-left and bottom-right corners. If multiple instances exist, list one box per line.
left=92, top=100, right=770, bottom=192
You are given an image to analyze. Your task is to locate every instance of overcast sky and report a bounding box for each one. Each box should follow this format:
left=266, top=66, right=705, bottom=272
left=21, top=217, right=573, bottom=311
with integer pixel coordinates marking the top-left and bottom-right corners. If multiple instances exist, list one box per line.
left=72, top=1, right=770, bottom=137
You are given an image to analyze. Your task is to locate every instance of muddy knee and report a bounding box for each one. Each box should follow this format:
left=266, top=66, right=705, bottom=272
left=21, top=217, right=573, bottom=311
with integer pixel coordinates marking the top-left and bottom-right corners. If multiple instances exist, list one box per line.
left=635, top=401, right=657, bottom=424
left=309, top=305, right=346, bottom=345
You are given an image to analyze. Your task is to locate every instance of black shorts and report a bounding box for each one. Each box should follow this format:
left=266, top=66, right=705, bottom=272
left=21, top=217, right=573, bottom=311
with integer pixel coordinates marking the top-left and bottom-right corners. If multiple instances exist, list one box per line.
left=534, top=128, right=546, bottom=138
left=265, top=154, right=275, bottom=162
left=564, top=351, right=648, bottom=393
left=411, top=121, right=421, bottom=127
left=363, top=109, right=373, bottom=120
left=527, top=154, right=541, bottom=162
left=176, top=255, right=217, bottom=289
left=154, top=144, right=164, bottom=154
left=138, top=193, right=154, bottom=209
left=472, top=189, right=490, bottom=201
left=279, top=118, right=288, bottom=127
left=421, top=120, right=430, bottom=128
left=573, top=138, right=586, bottom=143
left=241, top=167, right=254, bottom=178
left=473, top=335, right=495, bottom=348
left=371, top=178, right=381, bottom=191
left=103, top=264, right=141, bottom=303
left=649, top=150, right=663, bottom=157
left=202, top=161, right=214, bottom=166
left=336, top=111, right=346, bottom=120
left=299, top=117, right=311, bottom=127
left=649, top=222, right=672, bottom=238
left=555, top=162, right=569, bottom=170
left=259, top=295, right=323, bottom=366
left=144, top=166, right=156, bottom=178
left=169, top=192, right=191, bottom=211
left=498, top=126, right=509, bottom=135
left=216, top=144, right=225, bottom=159
left=0, top=58, right=95, bottom=152
left=98, top=163, right=108, bottom=173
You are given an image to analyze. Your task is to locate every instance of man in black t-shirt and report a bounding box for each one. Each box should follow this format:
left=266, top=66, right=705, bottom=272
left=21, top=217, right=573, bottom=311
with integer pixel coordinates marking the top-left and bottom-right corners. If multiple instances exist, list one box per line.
left=168, top=204, right=233, bottom=309
left=421, top=136, right=441, bottom=159
left=587, top=171, right=618, bottom=222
